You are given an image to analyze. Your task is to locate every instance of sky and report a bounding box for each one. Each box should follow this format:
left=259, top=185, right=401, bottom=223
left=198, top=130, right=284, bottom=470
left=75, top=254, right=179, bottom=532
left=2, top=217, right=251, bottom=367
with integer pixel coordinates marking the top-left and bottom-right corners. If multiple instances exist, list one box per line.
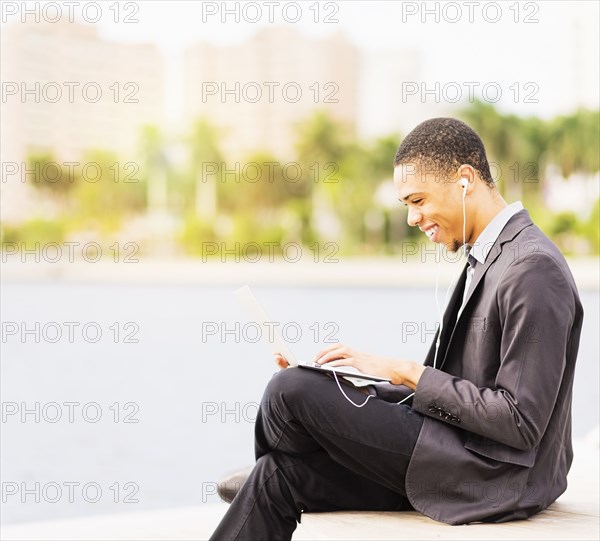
left=1, top=1, right=599, bottom=124
left=88, top=0, right=600, bottom=120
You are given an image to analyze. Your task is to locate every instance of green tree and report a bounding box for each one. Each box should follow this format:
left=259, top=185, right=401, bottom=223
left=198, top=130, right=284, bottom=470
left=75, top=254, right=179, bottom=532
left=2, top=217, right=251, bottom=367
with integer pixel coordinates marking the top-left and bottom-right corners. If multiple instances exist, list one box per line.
left=460, top=101, right=549, bottom=204
left=25, top=151, right=77, bottom=206
left=294, top=111, right=363, bottom=247
left=70, top=149, right=146, bottom=232
left=139, top=124, right=168, bottom=214
left=188, top=119, right=224, bottom=221
left=548, top=108, right=600, bottom=177
left=587, top=198, right=600, bottom=254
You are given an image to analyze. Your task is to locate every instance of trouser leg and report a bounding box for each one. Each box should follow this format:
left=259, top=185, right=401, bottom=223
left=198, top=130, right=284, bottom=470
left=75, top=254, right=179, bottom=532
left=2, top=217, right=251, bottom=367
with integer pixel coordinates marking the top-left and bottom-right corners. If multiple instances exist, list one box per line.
left=255, top=367, right=423, bottom=493
left=209, top=367, right=424, bottom=541
left=209, top=447, right=410, bottom=541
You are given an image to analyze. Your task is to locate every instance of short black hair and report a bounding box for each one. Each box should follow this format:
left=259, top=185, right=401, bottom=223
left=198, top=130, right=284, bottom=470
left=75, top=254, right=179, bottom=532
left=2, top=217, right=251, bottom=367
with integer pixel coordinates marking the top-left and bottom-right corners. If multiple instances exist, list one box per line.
left=393, top=118, right=495, bottom=187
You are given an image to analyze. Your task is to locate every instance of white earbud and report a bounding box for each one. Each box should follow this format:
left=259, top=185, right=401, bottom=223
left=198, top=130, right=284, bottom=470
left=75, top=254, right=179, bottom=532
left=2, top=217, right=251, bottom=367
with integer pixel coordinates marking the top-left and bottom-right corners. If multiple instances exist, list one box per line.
left=460, top=177, right=468, bottom=190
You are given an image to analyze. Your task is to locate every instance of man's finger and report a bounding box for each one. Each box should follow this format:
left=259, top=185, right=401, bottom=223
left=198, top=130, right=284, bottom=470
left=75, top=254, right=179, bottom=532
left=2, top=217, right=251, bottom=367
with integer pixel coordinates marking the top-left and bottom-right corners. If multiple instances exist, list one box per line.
left=313, top=342, right=344, bottom=362
left=316, top=347, right=349, bottom=364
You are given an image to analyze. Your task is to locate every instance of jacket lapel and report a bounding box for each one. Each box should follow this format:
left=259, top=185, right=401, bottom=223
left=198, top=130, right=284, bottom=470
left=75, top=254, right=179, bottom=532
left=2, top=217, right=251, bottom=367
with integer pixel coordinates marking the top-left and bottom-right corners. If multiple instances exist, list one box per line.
left=456, top=242, right=502, bottom=323
left=458, top=209, right=533, bottom=321
left=438, top=210, right=534, bottom=370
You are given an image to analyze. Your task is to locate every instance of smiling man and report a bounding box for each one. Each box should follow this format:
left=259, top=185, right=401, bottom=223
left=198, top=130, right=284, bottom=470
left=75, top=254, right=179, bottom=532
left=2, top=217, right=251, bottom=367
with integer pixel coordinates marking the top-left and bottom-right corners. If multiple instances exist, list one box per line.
left=209, top=118, right=583, bottom=540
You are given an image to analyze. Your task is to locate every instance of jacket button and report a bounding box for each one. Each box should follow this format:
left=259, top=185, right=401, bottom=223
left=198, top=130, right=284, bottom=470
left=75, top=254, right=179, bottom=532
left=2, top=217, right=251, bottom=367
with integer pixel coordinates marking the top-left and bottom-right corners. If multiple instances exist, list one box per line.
left=428, top=405, right=437, bottom=413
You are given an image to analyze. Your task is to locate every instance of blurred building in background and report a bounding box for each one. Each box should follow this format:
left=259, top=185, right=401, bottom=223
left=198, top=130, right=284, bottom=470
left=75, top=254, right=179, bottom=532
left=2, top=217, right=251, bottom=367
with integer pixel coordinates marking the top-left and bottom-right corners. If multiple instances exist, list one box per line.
left=1, top=20, right=165, bottom=160
left=357, top=48, right=433, bottom=140
left=184, top=27, right=359, bottom=159
left=0, top=20, right=165, bottom=222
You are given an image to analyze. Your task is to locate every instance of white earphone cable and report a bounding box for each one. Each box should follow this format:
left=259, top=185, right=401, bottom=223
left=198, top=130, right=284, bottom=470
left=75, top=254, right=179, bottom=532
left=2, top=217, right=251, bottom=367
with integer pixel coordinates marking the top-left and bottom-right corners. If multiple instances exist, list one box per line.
left=331, top=369, right=375, bottom=408
left=462, top=181, right=468, bottom=258
left=335, top=178, right=469, bottom=409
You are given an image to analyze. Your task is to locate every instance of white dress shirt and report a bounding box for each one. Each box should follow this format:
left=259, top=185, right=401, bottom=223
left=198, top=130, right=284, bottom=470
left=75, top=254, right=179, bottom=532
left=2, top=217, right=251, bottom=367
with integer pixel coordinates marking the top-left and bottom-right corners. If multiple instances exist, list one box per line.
left=460, top=201, right=524, bottom=311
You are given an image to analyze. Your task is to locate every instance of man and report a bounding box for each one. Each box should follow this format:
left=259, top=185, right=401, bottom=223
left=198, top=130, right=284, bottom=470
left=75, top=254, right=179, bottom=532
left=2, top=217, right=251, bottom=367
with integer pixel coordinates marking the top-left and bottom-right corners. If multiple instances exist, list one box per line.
left=209, top=118, right=583, bottom=540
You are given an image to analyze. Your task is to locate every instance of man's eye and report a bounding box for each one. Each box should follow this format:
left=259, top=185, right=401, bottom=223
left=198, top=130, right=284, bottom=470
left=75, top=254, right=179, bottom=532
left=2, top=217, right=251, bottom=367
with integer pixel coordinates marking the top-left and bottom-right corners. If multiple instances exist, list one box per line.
left=412, top=199, right=422, bottom=204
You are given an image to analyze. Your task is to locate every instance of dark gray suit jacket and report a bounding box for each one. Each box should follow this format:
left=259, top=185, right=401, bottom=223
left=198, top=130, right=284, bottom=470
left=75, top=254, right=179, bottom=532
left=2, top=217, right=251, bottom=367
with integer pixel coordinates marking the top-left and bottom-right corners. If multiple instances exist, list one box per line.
left=405, top=209, right=583, bottom=524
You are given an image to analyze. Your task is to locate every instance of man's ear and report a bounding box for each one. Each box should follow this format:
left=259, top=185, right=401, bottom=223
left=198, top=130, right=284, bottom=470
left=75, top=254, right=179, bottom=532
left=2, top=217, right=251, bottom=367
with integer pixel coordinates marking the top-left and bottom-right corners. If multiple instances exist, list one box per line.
left=456, top=165, right=478, bottom=195
left=456, top=164, right=475, bottom=183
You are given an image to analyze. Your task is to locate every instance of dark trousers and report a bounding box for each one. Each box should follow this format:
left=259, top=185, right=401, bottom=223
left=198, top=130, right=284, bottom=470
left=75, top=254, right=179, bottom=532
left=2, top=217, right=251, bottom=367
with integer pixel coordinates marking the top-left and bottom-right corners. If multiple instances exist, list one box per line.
left=209, top=366, right=424, bottom=541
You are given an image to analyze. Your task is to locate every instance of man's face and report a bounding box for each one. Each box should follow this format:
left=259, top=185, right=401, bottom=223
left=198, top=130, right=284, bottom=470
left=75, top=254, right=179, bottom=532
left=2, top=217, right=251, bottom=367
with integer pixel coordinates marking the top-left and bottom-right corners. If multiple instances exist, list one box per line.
left=393, top=163, right=466, bottom=253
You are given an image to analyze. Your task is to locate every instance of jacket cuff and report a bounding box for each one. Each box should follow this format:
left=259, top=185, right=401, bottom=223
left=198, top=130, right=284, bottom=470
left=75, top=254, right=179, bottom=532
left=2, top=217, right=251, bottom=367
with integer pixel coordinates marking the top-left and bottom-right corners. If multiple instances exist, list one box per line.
left=413, top=367, right=461, bottom=424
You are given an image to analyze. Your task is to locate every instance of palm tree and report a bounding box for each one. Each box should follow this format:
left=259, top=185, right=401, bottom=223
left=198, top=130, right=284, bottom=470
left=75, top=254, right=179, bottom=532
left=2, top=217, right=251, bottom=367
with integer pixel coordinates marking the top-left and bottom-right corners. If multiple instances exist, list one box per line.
left=188, top=119, right=224, bottom=221
left=139, top=125, right=167, bottom=215
left=548, top=108, right=600, bottom=177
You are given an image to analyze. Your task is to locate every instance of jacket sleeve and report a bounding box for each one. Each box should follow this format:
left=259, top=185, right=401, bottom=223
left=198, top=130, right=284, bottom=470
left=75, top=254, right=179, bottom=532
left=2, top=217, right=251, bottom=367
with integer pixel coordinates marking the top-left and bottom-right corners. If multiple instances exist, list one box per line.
left=412, top=252, right=576, bottom=450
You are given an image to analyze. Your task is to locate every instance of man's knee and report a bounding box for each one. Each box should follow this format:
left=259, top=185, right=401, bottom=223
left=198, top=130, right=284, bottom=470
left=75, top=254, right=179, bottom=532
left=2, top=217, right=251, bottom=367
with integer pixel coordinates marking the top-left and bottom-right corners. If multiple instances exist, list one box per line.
left=264, top=366, right=313, bottom=405
left=262, top=368, right=341, bottom=426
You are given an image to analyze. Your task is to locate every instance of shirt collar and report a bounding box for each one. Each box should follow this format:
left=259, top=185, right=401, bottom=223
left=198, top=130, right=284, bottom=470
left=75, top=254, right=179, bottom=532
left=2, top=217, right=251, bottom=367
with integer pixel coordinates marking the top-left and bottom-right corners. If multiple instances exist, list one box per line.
left=468, top=201, right=524, bottom=265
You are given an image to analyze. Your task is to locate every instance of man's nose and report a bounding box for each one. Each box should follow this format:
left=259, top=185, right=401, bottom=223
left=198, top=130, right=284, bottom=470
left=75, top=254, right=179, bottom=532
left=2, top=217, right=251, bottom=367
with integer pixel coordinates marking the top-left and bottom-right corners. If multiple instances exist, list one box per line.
left=407, top=207, right=422, bottom=227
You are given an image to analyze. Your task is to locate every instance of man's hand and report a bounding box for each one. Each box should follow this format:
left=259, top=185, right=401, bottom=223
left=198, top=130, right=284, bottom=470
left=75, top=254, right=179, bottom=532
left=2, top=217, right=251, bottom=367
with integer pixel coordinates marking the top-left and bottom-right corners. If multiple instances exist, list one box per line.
left=313, top=343, right=426, bottom=389
left=274, top=353, right=290, bottom=370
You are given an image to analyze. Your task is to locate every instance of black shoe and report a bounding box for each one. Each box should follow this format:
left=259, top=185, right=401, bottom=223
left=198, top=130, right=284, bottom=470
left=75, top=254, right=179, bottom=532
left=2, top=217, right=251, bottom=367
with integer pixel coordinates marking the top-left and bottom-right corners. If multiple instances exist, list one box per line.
left=217, top=466, right=253, bottom=503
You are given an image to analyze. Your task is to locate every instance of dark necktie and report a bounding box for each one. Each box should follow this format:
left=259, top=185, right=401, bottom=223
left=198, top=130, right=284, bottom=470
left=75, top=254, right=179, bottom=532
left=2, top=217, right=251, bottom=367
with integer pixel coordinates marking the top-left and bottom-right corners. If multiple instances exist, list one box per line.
left=461, top=251, right=477, bottom=308
left=438, top=250, right=477, bottom=367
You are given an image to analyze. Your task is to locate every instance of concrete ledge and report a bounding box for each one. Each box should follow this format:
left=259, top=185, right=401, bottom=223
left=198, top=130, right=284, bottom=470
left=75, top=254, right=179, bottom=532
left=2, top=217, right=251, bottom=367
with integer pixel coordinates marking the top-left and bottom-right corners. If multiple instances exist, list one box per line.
left=294, top=495, right=599, bottom=541
left=295, top=438, right=599, bottom=540
left=296, top=437, right=599, bottom=541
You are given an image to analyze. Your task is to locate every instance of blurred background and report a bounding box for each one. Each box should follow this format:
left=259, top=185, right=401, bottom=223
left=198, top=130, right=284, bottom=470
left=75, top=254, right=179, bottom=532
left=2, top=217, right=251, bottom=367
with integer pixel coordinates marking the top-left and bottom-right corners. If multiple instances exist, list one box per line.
left=1, top=1, right=599, bottom=254
left=1, top=0, right=598, bottom=529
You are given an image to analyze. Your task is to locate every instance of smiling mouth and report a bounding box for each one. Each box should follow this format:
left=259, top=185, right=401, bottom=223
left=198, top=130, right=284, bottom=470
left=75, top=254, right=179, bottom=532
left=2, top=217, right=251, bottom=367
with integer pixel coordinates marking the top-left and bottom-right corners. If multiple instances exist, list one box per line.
left=424, top=225, right=439, bottom=241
